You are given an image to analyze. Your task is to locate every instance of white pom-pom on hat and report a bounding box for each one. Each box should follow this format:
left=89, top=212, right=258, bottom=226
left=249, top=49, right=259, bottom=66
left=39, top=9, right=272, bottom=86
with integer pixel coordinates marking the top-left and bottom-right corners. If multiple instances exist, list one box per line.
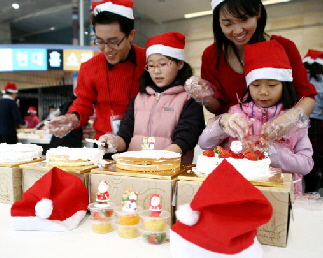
left=175, top=203, right=200, bottom=226
left=35, top=198, right=53, bottom=219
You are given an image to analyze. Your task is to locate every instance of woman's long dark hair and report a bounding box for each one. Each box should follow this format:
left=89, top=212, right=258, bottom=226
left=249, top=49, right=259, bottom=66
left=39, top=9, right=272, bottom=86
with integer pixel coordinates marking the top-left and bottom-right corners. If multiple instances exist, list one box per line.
left=212, top=0, right=267, bottom=66
left=241, top=81, right=297, bottom=109
left=139, top=56, right=194, bottom=94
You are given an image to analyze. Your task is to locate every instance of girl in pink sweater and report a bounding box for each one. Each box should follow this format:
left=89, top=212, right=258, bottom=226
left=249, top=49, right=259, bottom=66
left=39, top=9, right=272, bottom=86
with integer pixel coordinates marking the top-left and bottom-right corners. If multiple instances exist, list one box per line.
left=199, top=40, right=313, bottom=194
left=99, top=32, right=205, bottom=163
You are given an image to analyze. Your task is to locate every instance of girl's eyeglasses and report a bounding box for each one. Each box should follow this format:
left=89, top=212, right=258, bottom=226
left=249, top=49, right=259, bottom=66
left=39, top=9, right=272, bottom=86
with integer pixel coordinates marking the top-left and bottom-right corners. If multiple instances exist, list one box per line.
left=94, top=35, right=127, bottom=50
left=145, top=61, right=173, bottom=72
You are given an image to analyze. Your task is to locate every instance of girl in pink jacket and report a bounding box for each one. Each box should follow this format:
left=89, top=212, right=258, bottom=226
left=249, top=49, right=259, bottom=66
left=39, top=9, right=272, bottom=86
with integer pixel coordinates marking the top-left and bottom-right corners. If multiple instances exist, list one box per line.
left=99, top=32, right=205, bottom=163
left=199, top=40, right=313, bottom=195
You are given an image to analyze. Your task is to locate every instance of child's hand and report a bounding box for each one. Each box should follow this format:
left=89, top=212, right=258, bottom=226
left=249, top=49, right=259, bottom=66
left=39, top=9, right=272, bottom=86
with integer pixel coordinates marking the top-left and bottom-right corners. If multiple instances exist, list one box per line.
left=261, top=107, right=309, bottom=140
left=219, top=113, right=249, bottom=138
left=184, top=76, right=214, bottom=104
left=98, top=134, right=118, bottom=153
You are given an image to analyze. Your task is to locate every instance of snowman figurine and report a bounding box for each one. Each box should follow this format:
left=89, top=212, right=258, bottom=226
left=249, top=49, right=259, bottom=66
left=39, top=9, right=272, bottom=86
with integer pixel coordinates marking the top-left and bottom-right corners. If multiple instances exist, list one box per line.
left=96, top=180, right=110, bottom=205
left=149, top=194, right=162, bottom=217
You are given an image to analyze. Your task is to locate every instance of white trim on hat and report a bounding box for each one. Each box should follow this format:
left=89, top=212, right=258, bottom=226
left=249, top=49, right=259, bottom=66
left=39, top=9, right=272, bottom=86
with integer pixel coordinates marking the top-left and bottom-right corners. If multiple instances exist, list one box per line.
left=303, top=56, right=323, bottom=66
left=170, top=230, right=263, bottom=258
left=2, top=89, right=18, bottom=94
left=246, top=67, right=293, bottom=86
left=211, top=0, right=225, bottom=10
left=146, top=44, right=185, bottom=61
left=11, top=210, right=87, bottom=232
left=94, top=2, right=134, bottom=19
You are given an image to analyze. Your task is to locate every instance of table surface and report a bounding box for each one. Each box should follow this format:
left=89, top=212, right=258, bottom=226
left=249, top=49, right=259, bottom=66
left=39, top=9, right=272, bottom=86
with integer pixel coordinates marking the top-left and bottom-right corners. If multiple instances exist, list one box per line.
left=1, top=203, right=323, bottom=258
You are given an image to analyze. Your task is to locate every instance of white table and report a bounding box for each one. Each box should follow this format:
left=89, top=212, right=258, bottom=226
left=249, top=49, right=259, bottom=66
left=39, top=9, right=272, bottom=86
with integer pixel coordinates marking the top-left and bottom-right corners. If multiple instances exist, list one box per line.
left=1, top=203, right=323, bottom=258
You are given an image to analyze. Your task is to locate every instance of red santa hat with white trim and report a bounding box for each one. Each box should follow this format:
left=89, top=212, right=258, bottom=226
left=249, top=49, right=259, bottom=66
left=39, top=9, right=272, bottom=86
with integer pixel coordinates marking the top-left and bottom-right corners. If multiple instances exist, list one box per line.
left=2, top=81, right=18, bottom=94
left=27, top=106, right=37, bottom=113
left=92, top=0, right=134, bottom=19
left=244, top=40, right=293, bottom=86
left=303, top=49, right=323, bottom=66
left=170, top=160, right=273, bottom=258
left=210, top=0, right=225, bottom=10
left=11, top=167, right=89, bottom=231
left=146, top=32, right=186, bottom=61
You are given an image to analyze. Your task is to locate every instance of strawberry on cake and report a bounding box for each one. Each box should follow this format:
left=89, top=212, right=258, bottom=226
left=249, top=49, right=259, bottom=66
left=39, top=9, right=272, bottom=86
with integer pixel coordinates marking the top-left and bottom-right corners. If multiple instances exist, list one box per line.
left=194, top=141, right=272, bottom=181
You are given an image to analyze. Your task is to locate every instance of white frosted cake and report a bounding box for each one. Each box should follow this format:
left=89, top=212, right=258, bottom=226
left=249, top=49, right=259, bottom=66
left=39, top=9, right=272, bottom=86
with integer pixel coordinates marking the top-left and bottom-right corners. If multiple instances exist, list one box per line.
left=116, top=150, right=181, bottom=172
left=0, top=143, right=43, bottom=163
left=194, top=142, right=271, bottom=181
left=46, top=147, right=105, bottom=167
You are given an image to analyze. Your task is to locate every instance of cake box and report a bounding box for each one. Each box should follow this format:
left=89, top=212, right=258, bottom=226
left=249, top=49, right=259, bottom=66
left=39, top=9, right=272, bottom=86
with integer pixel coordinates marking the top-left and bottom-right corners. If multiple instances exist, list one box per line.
left=175, top=172, right=293, bottom=248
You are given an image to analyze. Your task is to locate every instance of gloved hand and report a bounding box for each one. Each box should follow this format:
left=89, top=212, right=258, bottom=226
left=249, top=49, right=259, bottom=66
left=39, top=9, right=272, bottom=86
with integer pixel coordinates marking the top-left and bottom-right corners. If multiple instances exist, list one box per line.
left=261, top=107, right=310, bottom=140
left=47, top=113, right=79, bottom=138
left=219, top=113, right=249, bottom=138
left=184, top=76, right=214, bottom=104
left=98, top=134, right=118, bottom=153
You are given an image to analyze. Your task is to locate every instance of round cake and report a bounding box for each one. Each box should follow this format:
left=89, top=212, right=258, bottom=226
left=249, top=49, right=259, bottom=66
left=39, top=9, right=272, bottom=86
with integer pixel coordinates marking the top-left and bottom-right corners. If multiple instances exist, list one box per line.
left=0, top=143, right=43, bottom=163
left=46, top=146, right=104, bottom=167
left=115, top=150, right=181, bottom=172
left=194, top=144, right=271, bottom=181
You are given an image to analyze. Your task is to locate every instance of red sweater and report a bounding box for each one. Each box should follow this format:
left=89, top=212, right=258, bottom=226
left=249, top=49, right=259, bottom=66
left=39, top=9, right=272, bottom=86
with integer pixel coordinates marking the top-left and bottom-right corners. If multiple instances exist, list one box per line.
left=68, top=45, right=146, bottom=138
left=201, top=35, right=317, bottom=112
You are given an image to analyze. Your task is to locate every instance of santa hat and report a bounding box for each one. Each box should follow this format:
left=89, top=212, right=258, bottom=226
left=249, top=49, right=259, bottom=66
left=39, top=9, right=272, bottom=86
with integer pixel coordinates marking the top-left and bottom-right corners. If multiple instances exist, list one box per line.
left=303, top=49, right=323, bottom=66
left=27, top=106, right=37, bottom=113
left=2, top=81, right=18, bottom=94
left=170, top=160, right=273, bottom=258
left=146, top=32, right=185, bottom=61
left=244, top=40, right=293, bottom=86
left=210, top=0, right=225, bottom=10
left=11, top=167, right=89, bottom=231
left=93, top=0, right=134, bottom=20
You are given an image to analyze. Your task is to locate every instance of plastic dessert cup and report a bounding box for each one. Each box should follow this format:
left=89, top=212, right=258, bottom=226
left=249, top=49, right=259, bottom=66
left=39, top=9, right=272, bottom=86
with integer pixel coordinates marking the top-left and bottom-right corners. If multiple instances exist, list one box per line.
left=139, top=210, right=170, bottom=231
left=142, top=227, right=169, bottom=244
left=116, top=223, right=140, bottom=239
left=90, top=218, right=114, bottom=234
left=88, top=202, right=115, bottom=220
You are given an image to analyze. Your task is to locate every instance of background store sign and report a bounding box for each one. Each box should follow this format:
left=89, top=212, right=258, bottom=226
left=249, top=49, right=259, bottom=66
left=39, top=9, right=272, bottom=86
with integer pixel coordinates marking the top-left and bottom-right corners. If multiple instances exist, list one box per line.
left=63, top=49, right=94, bottom=71
left=0, top=47, right=95, bottom=72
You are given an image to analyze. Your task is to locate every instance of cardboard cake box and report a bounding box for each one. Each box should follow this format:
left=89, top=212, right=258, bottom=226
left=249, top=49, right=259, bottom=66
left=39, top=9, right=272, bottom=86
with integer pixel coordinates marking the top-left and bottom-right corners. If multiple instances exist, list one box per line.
left=90, top=163, right=193, bottom=215
left=19, top=161, right=96, bottom=192
left=0, top=159, right=44, bottom=204
left=175, top=172, right=293, bottom=248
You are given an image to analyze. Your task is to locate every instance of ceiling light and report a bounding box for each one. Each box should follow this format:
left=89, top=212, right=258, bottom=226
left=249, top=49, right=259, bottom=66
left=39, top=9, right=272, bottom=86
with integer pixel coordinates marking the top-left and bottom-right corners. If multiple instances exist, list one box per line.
left=184, top=0, right=291, bottom=19
left=12, top=3, right=20, bottom=9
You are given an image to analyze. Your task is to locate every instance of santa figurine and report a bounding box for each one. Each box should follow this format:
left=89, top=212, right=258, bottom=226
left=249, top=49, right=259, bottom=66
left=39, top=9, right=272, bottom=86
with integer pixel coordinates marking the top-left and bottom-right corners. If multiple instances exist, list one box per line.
left=96, top=180, right=110, bottom=203
left=149, top=194, right=162, bottom=217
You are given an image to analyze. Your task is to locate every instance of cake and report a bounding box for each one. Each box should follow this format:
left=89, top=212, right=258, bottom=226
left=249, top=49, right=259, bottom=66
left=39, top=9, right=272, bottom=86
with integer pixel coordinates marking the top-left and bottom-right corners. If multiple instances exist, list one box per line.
left=46, top=146, right=104, bottom=167
left=91, top=219, right=114, bottom=234
left=194, top=141, right=272, bottom=181
left=0, top=143, right=43, bottom=163
left=115, top=150, right=181, bottom=172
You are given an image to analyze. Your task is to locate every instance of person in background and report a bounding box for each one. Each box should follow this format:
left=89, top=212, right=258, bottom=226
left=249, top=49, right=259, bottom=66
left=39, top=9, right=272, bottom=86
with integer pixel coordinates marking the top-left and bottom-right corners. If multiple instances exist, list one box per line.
left=24, top=107, right=40, bottom=129
left=98, top=32, right=205, bottom=163
left=303, top=49, right=323, bottom=193
left=0, top=82, right=25, bottom=144
left=198, top=40, right=313, bottom=195
left=49, top=97, right=83, bottom=148
left=48, top=0, right=146, bottom=145
left=184, top=0, right=317, bottom=141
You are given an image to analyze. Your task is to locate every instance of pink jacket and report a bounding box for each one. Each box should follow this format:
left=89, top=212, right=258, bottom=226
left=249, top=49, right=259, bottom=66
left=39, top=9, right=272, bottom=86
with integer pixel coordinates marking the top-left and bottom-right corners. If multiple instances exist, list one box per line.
left=199, top=102, right=314, bottom=194
left=129, top=85, right=193, bottom=163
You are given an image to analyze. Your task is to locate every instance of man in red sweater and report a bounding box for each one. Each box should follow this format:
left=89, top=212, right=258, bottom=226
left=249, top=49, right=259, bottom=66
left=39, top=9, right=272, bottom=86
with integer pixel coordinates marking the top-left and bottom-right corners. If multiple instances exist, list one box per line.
left=48, top=0, right=146, bottom=140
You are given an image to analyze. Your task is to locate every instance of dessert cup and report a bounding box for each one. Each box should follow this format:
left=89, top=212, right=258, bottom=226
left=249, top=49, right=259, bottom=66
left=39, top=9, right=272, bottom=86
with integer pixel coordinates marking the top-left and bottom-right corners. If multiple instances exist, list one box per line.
left=88, top=202, right=115, bottom=220
left=139, top=210, right=170, bottom=231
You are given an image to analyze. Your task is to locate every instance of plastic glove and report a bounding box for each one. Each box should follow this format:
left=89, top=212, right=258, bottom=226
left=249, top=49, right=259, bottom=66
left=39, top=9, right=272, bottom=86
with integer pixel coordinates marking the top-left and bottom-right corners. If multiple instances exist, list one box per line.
left=47, top=113, right=79, bottom=138
left=98, top=134, right=118, bottom=153
left=184, top=76, right=214, bottom=104
left=261, top=107, right=310, bottom=140
left=219, top=113, right=249, bottom=138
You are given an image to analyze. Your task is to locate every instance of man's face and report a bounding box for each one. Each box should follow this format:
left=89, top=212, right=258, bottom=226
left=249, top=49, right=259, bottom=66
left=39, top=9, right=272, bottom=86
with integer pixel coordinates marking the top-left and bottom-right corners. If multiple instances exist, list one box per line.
left=94, top=22, right=135, bottom=65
